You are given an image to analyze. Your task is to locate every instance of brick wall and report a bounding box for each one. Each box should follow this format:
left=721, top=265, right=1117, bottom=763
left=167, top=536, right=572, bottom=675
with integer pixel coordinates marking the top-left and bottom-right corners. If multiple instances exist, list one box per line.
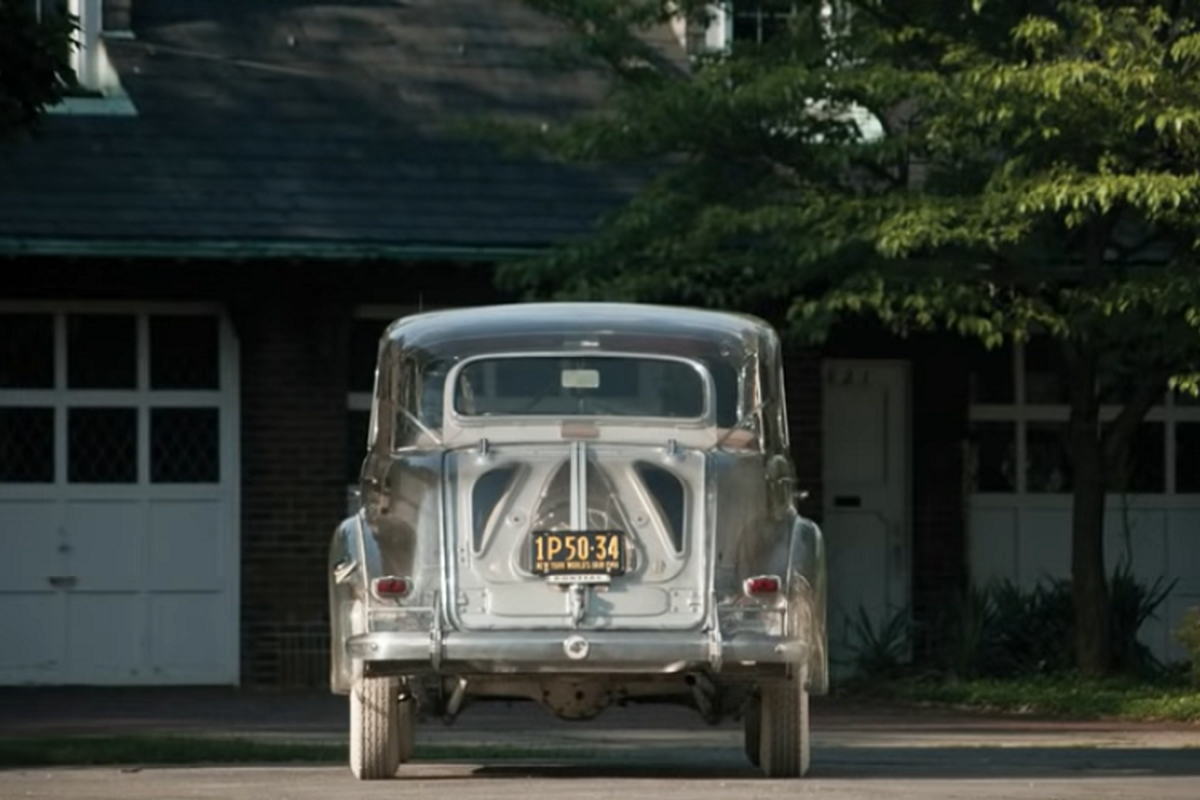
left=908, top=341, right=970, bottom=655
left=231, top=295, right=351, bottom=686
left=229, top=262, right=502, bottom=686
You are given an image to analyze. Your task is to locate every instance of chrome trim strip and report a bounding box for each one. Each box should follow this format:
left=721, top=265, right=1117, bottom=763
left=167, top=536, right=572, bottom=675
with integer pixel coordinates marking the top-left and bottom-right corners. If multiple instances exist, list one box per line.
left=570, top=440, right=587, bottom=530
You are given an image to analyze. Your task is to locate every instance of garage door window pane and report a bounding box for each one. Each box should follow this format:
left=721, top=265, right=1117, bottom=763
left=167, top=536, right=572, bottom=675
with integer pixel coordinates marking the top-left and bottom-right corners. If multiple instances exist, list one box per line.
left=151, top=408, right=220, bottom=483
left=0, top=407, right=54, bottom=482
left=1027, top=422, right=1072, bottom=493
left=1177, top=423, right=1200, bottom=493
left=0, top=314, right=54, bottom=388
left=1104, top=422, right=1165, bottom=494
left=150, top=315, right=220, bottom=390
left=1025, top=338, right=1069, bottom=405
left=967, top=421, right=1016, bottom=493
left=967, top=342, right=1014, bottom=404
left=68, top=314, right=137, bottom=389
left=68, top=408, right=137, bottom=483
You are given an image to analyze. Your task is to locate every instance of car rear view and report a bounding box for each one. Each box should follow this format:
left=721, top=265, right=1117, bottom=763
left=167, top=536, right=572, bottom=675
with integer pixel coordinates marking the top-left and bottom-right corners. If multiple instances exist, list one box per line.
left=328, top=303, right=827, bottom=780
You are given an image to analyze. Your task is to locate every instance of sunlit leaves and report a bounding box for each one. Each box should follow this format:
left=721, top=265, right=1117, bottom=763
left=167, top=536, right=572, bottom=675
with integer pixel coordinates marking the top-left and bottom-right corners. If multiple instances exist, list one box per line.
left=490, top=1, right=1200, bottom=388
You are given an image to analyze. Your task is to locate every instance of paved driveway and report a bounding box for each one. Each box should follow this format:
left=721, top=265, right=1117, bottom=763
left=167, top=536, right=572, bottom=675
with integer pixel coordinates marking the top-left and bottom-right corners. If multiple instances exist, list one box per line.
left=1, top=689, right=1198, bottom=800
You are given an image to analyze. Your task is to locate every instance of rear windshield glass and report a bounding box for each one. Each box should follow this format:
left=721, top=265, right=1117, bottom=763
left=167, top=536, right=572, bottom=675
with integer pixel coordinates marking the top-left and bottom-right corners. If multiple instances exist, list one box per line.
left=452, top=356, right=708, bottom=419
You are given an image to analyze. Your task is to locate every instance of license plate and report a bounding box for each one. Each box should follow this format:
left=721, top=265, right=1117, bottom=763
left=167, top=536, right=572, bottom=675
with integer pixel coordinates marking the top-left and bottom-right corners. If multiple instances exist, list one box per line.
left=530, top=530, right=626, bottom=577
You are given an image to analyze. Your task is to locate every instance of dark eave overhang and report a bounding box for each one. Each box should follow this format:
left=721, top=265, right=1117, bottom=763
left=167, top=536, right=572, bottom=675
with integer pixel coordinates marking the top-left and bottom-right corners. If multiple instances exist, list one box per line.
left=0, top=237, right=548, bottom=262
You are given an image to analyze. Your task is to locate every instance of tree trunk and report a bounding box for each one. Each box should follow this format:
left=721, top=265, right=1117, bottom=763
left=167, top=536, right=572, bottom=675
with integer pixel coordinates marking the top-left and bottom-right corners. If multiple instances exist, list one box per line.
left=1062, top=342, right=1112, bottom=676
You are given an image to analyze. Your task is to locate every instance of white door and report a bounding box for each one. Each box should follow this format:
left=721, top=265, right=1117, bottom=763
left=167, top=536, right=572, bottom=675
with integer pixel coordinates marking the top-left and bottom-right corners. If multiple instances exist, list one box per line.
left=821, top=360, right=910, bottom=678
left=0, top=306, right=240, bottom=685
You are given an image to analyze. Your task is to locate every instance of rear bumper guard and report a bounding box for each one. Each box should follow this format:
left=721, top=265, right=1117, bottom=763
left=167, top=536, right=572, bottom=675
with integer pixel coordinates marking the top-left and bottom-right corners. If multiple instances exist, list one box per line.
left=345, top=628, right=807, bottom=674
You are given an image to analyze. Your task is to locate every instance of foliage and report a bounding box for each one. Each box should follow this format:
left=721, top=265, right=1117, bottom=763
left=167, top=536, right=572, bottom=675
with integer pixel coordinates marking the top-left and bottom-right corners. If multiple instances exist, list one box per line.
left=984, top=577, right=1075, bottom=676
left=1109, top=559, right=1177, bottom=677
left=488, top=0, right=1200, bottom=675
left=0, top=0, right=78, bottom=141
left=846, top=604, right=913, bottom=679
left=1177, top=607, right=1200, bottom=686
left=931, top=563, right=1174, bottom=680
left=937, top=581, right=999, bottom=679
left=873, top=674, right=1200, bottom=722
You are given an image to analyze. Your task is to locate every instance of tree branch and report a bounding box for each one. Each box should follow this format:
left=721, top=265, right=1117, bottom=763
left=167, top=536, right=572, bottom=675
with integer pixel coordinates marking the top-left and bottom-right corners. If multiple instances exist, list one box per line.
left=1102, top=367, right=1172, bottom=469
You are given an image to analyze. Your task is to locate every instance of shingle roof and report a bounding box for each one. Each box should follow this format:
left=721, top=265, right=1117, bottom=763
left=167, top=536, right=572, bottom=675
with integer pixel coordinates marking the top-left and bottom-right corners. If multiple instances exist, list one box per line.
left=0, top=0, right=679, bottom=259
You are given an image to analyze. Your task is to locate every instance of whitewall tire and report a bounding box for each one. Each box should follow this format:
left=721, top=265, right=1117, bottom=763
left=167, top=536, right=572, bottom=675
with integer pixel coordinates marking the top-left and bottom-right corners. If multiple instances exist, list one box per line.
left=349, top=675, right=401, bottom=780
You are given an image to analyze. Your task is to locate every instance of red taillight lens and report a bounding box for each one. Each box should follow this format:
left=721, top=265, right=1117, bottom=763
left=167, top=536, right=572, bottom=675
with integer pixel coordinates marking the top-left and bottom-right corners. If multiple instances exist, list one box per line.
left=373, top=576, right=410, bottom=599
left=744, top=575, right=781, bottom=596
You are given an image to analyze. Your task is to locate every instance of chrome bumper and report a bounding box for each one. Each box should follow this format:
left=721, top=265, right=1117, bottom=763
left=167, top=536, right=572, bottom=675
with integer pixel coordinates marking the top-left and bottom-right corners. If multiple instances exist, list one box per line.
left=345, top=629, right=806, bottom=674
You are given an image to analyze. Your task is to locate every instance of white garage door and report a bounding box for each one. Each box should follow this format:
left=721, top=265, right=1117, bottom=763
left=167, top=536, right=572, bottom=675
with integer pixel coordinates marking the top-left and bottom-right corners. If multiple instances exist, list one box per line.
left=0, top=305, right=240, bottom=685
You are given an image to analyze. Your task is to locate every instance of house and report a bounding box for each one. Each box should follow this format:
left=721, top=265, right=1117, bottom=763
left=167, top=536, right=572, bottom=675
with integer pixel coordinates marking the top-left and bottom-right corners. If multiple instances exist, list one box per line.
left=1, top=0, right=1196, bottom=688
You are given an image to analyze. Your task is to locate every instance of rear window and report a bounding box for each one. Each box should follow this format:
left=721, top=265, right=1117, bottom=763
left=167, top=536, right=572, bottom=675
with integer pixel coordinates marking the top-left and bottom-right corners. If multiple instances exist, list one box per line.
left=453, top=356, right=708, bottom=419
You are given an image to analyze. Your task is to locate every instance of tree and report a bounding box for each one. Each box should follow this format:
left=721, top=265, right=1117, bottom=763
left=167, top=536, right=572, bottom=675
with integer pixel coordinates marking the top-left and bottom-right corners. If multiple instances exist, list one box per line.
left=0, top=0, right=78, bottom=140
left=489, top=0, right=1200, bottom=675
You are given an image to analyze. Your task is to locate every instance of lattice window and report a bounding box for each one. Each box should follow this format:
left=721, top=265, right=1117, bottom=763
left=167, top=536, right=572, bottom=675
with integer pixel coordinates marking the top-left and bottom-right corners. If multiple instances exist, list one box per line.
left=67, top=313, right=137, bottom=389
left=1, top=308, right=226, bottom=488
left=150, top=408, right=220, bottom=483
left=150, top=315, right=220, bottom=390
left=68, top=407, right=137, bottom=483
left=0, top=407, right=54, bottom=483
left=0, top=313, right=54, bottom=389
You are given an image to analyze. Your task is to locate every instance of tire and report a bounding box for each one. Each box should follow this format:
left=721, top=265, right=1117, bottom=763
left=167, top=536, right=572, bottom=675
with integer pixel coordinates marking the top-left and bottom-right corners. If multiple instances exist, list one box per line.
left=349, top=675, right=401, bottom=780
left=742, top=692, right=762, bottom=767
left=758, top=665, right=811, bottom=778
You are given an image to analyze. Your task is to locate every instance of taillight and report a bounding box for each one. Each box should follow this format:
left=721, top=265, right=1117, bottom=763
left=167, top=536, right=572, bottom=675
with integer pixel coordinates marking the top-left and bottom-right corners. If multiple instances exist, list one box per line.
left=744, top=575, right=781, bottom=596
left=372, top=576, right=411, bottom=599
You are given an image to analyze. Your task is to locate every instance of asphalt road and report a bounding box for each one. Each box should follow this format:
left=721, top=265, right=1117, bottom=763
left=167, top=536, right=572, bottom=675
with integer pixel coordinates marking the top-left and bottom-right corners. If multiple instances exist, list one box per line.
left=2, top=693, right=1199, bottom=799
left=3, top=747, right=1199, bottom=800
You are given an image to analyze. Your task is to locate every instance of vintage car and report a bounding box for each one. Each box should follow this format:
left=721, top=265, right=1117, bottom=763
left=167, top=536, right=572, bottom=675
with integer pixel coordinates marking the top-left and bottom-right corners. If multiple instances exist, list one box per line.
left=328, top=302, right=827, bottom=779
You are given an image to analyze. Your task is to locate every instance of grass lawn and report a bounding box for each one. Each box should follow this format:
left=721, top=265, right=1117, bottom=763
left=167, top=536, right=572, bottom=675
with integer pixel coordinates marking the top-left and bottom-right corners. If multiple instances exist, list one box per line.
left=854, top=675, right=1200, bottom=723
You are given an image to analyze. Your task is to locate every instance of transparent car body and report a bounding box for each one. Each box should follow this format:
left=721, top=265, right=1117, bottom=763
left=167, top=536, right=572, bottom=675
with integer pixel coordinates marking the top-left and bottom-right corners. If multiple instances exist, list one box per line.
left=329, top=302, right=827, bottom=736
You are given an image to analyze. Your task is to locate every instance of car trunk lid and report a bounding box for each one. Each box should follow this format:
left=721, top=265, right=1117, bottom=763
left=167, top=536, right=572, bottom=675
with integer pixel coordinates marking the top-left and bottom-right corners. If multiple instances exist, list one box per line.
left=446, top=441, right=710, bottom=631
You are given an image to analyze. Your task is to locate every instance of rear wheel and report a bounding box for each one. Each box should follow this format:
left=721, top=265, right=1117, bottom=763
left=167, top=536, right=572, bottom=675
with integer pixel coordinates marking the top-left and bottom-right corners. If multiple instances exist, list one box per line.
left=758, top=665, right=811, bottom=778
left=349, top=675, right=401, bottom=780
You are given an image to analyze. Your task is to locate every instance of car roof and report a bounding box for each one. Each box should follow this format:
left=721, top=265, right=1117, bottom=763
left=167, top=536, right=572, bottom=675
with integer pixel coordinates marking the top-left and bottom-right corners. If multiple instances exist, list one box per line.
left=382, top=302, right=777, bottom=361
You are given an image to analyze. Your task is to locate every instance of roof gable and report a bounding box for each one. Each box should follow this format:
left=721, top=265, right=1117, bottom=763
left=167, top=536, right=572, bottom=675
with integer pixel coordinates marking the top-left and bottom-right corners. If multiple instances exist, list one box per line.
left=0, top=0, right=680, bottom=258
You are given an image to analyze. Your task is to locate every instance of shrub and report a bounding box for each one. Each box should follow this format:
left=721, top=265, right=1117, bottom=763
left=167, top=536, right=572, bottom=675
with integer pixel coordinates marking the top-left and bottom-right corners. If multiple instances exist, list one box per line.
left=930, top=563, right=1173, bottom=681
left=1176, top=607, right=1200, bottom=687
left=846, top=605, right=912, bottom=680
left=1109, top=559, right=1176, bottom=678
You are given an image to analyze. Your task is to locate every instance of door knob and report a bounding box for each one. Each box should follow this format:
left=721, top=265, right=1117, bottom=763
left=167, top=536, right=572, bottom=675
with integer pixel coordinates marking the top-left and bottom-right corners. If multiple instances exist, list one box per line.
left=47, top=576, right=78, bottom=589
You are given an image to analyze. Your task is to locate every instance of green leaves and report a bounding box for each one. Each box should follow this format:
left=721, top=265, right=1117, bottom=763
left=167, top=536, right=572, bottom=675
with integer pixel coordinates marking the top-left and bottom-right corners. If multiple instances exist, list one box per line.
left=0, top=1, right=78, bottom=141
left=488, top=1, right=1200, bottom=381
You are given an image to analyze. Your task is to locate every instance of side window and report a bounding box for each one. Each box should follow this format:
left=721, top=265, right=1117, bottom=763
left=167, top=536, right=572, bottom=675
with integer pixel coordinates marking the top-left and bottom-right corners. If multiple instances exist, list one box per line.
left=393, top=357, right=422, bottom=448
left=706, top=359, right=741, bottom=428
left=392, top=357, right=449, bottom=449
